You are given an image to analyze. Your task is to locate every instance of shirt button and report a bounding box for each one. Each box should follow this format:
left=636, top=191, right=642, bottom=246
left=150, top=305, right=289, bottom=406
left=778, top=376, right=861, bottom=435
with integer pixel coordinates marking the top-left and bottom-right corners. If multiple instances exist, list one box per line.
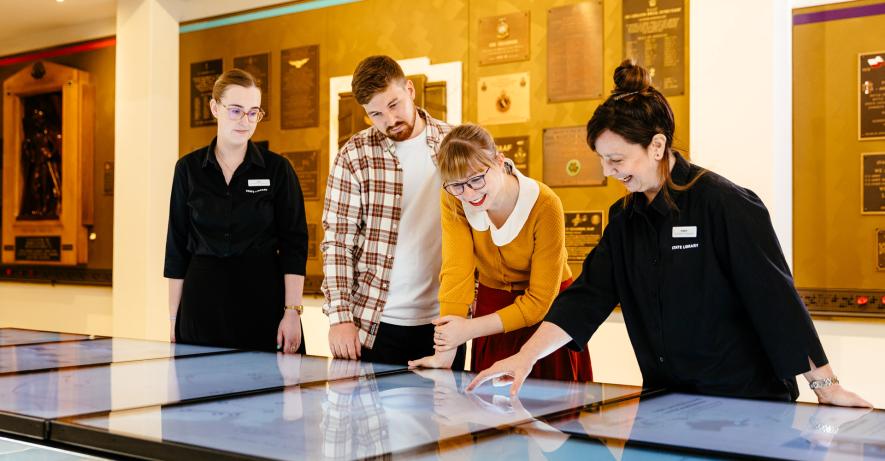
left=387, top=254, right=393, bottom=259
left=659, top=356, right=665, bottom=363
left=224, top=233, right=231, bottom=238
left=651, top=258, right=658, bottom=265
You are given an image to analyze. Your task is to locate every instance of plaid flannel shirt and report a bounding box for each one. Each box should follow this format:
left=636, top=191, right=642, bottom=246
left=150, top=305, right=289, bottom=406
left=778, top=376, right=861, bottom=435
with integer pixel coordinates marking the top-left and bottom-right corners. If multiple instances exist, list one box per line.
left=321, top=108, right=452, bottom=348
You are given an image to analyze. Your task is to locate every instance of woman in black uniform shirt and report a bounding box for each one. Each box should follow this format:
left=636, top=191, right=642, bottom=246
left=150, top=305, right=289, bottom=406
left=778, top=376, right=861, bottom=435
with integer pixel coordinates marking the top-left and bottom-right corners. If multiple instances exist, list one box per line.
left=468, top=61, right=869, bottom=407
left=164, top=69, right=309, bottom=354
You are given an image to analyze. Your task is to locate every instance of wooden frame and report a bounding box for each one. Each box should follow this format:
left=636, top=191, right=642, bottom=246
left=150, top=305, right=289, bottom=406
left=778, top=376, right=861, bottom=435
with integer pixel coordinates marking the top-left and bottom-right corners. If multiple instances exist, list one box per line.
left=2, top=61, right=94, bottom=265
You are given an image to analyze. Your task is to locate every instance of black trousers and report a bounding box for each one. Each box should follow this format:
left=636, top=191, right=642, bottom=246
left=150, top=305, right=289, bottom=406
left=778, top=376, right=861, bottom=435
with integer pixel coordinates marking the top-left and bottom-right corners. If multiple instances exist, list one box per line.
left=176, top=252, right=305, bottom=353
left=361, top=322, right=466, bottom=370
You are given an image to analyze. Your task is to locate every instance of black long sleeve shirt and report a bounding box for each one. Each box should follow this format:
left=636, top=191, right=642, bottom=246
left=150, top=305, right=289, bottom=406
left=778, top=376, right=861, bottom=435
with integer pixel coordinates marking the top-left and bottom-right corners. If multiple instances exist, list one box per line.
left=164, top=138, right=309, bottom=278
left=545, top=153, right=827, bottom=401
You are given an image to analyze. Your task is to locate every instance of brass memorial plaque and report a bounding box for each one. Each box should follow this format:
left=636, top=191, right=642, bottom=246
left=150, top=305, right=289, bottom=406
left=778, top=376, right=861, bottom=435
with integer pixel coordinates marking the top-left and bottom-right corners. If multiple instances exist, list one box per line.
left=281, top=45, right=319, bottom=129
left=496, top=135, right=530, bottom=176
left=623, top=0, right=685, bottom=96
left=860, top=52, right=885, bottom=140
left=543, top=126, right=605, bottom=187
left=862, top=152, right=885, bottom=214
left=547, top=1, right=603, bottom=102
left=282, top=150, right=320, bottom=200
left=234, top=53, right=271, bottom=121
left=190, top=59, right=222, bottom=128
left=564, top=211, right=604, bottom=264
left=478, top=11, right=530, bottom=66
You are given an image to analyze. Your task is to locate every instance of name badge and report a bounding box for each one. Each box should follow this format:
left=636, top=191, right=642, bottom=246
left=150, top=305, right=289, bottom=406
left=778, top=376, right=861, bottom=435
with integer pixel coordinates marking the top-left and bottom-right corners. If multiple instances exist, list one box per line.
left=672, top=226, right=697, bottom=238
left=248, top=179, right=271, bottom=187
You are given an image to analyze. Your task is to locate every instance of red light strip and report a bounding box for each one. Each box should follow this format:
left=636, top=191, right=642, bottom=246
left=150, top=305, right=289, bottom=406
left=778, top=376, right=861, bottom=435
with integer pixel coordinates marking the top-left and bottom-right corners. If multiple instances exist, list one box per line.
left=0, top=37, right=116, bottom=67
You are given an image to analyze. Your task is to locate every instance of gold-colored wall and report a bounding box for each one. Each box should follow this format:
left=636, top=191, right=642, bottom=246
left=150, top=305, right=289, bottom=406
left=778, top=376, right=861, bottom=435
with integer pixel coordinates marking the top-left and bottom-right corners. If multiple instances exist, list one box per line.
left=0, top=45, right=116, bottom=270
left=793, top=0, right=885, bottom=290
left=179, top=0, right=690, bottom=281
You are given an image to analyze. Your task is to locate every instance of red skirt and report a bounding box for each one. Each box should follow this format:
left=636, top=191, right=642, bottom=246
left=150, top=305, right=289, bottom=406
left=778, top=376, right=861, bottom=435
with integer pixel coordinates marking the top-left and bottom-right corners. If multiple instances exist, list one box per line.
left=471, top=279, right=593, bottom=382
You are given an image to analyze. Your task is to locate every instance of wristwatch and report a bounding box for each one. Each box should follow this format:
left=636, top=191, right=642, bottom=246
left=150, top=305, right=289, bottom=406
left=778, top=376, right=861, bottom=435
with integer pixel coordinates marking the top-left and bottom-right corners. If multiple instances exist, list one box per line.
left=809, top=376, right=839, bottom=390
left=284, top=304, right=304, bottom=315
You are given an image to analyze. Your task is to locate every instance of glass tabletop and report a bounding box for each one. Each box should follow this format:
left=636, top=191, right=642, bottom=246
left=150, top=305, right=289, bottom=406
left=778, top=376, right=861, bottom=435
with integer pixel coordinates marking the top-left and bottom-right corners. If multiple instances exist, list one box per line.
left=0, top=329, right=94, bottom=347
left=551, top=392, right=885, bottom=461
left=0, top=436, right=107, bottom=460
left=54, top=370, right=642, bottom=460
left=399, top=424, right=730, bottom=460
left=0, top=338, right=231, bottom=374
left=0, top=352, right=402, bottom=421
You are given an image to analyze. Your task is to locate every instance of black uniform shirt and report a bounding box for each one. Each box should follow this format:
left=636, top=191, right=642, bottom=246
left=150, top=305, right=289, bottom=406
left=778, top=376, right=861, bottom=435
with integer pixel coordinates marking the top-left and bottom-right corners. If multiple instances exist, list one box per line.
left=164, top=138, right=308, bottom=278
left=546, top=153, right=827, bottom=401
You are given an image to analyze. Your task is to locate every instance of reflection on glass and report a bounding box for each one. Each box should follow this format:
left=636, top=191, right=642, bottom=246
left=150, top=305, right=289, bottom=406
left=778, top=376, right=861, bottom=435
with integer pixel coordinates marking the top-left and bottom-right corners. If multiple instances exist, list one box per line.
left=0, top=352, right=398, bottom=422
left=0, top=338, right=228, bottom=374
left=400, top=426, right=725, bottom=461
left=65, top=369, right=639, bottom=460
left=0, top=435, right=105, bottom=460
left=552, top=393, right=885, bottom=461
left=0, top=328, right=91, bottom=347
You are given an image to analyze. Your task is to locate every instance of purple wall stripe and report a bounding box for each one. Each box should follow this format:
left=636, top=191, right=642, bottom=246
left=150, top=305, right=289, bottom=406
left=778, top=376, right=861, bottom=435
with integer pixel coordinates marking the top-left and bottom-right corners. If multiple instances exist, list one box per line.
left=793, top=2, right=885, bottom=25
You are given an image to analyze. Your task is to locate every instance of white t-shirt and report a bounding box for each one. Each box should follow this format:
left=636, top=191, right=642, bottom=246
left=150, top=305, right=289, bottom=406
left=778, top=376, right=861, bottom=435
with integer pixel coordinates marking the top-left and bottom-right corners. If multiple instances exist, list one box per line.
left=381, top=127, right=442, bottom=326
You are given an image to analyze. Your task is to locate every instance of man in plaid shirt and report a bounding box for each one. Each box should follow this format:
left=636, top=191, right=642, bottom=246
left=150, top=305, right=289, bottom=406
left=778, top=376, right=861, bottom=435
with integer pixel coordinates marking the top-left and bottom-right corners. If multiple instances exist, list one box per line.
left=322, top=55, right=465, bottom=368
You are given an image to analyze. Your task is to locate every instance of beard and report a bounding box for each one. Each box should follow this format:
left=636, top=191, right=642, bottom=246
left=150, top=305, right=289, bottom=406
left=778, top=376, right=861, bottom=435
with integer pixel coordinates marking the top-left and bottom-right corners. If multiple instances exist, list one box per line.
left=383, top=108, right=418, bottom=142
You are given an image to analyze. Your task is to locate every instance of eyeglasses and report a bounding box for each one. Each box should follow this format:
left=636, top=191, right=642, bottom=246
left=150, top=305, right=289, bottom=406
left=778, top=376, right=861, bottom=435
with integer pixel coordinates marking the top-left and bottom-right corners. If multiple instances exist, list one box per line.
left=218, top=103, right=265, bottom=123
left=443, top=167, right=490, bottom=196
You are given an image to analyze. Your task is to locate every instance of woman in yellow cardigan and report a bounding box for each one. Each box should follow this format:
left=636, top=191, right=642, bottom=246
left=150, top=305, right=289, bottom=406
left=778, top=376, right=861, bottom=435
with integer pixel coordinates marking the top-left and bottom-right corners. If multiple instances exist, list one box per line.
left=409, top=124, right=592, bottom=381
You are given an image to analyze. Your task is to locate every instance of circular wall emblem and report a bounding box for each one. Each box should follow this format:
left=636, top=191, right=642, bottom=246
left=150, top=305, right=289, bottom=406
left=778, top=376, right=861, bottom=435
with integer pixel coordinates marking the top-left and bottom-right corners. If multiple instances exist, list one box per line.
left=566, top=159, right=581, bottom=176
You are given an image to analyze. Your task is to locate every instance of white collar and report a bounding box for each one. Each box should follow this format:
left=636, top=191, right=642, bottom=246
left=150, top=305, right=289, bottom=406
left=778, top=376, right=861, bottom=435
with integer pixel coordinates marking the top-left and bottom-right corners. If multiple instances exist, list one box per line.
left=464, top=161, right=540, bottom=246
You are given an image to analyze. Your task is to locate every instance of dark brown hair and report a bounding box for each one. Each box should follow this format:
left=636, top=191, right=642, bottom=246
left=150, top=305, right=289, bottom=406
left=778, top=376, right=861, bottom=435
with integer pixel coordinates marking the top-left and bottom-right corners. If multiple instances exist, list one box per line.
left=351, top=55, right=406, bottom=105
left=212, top=68, right=260, bottom=102
left=586, top=59, right=702, bottom=208
left=438, top=124, right=502, bottom=183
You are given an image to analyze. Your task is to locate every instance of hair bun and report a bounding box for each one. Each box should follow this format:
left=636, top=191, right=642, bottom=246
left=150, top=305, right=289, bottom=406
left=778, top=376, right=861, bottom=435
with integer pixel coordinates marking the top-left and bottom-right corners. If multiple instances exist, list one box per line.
left=613, top=59, right=651, bottom=93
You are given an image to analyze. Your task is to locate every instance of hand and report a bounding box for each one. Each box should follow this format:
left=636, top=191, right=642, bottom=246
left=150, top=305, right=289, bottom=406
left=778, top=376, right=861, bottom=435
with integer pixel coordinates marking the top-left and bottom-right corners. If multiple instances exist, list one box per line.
left=466, top=352, right=536, bottom=396
left=276, top=310, right=303, bottom=354
left=329, top=322, right=361, bottom=360
left=408, top=348, right=457, bottom=369
left=814, top=384, right=873, bottom=408
left=433, top=316, right=472, bottom=352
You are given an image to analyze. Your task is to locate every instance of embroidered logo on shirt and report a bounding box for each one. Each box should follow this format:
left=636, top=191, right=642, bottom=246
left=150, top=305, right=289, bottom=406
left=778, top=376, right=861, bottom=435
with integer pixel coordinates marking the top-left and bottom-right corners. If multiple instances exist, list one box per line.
left=246, top=188, right=268, bottom=193
left=248, top=179, right=271, bottom=187
left=672, top=226, right=697, bottom=238
left=672, top=243, right=699, bottom=251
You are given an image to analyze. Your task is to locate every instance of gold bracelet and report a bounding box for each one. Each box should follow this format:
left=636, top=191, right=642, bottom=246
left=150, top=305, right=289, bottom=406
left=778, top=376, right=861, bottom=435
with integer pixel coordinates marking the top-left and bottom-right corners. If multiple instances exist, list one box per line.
left=284, top=304, right=304, bottom=315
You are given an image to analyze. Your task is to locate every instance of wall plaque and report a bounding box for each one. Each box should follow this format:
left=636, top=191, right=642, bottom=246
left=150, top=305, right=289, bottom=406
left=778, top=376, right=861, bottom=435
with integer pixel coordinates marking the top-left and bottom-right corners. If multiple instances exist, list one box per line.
left=543, top=126, right=605, bottom=187
left=234, top=53, right=271, bottom=121
left=478, top=11, right=530, bottom=66
left=624, top=0, right=685, bottom=96
left=478, top=72, right=530, bottom=125
left=876, top=229, right=885, bottom=271
left=282, top=150, right=319, bottom=200
left=281, top=45, right=319, bottom=129
left=564, top=211, right=603, bottom=263
left=860, top=52, right=885, bottom=140
left=862, top=152, right=885, bottom=214
left=495, top=135, right=530, bottom=175
left=15, top=236, right=61, bottom=262
left=878, top=229, right=885, bottom=271
left=190, top=59, right=222, bottom=128
left=547, top=1, right=603, bottom=102
left=103, top=161, right=113, bottom=196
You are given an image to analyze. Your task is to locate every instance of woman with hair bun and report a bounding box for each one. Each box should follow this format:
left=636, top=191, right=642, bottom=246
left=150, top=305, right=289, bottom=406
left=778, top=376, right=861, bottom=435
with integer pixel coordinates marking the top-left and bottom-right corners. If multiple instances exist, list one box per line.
left=468, top=60, right=869, bottom=408
left=164, top=69, right=309, bottom=354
